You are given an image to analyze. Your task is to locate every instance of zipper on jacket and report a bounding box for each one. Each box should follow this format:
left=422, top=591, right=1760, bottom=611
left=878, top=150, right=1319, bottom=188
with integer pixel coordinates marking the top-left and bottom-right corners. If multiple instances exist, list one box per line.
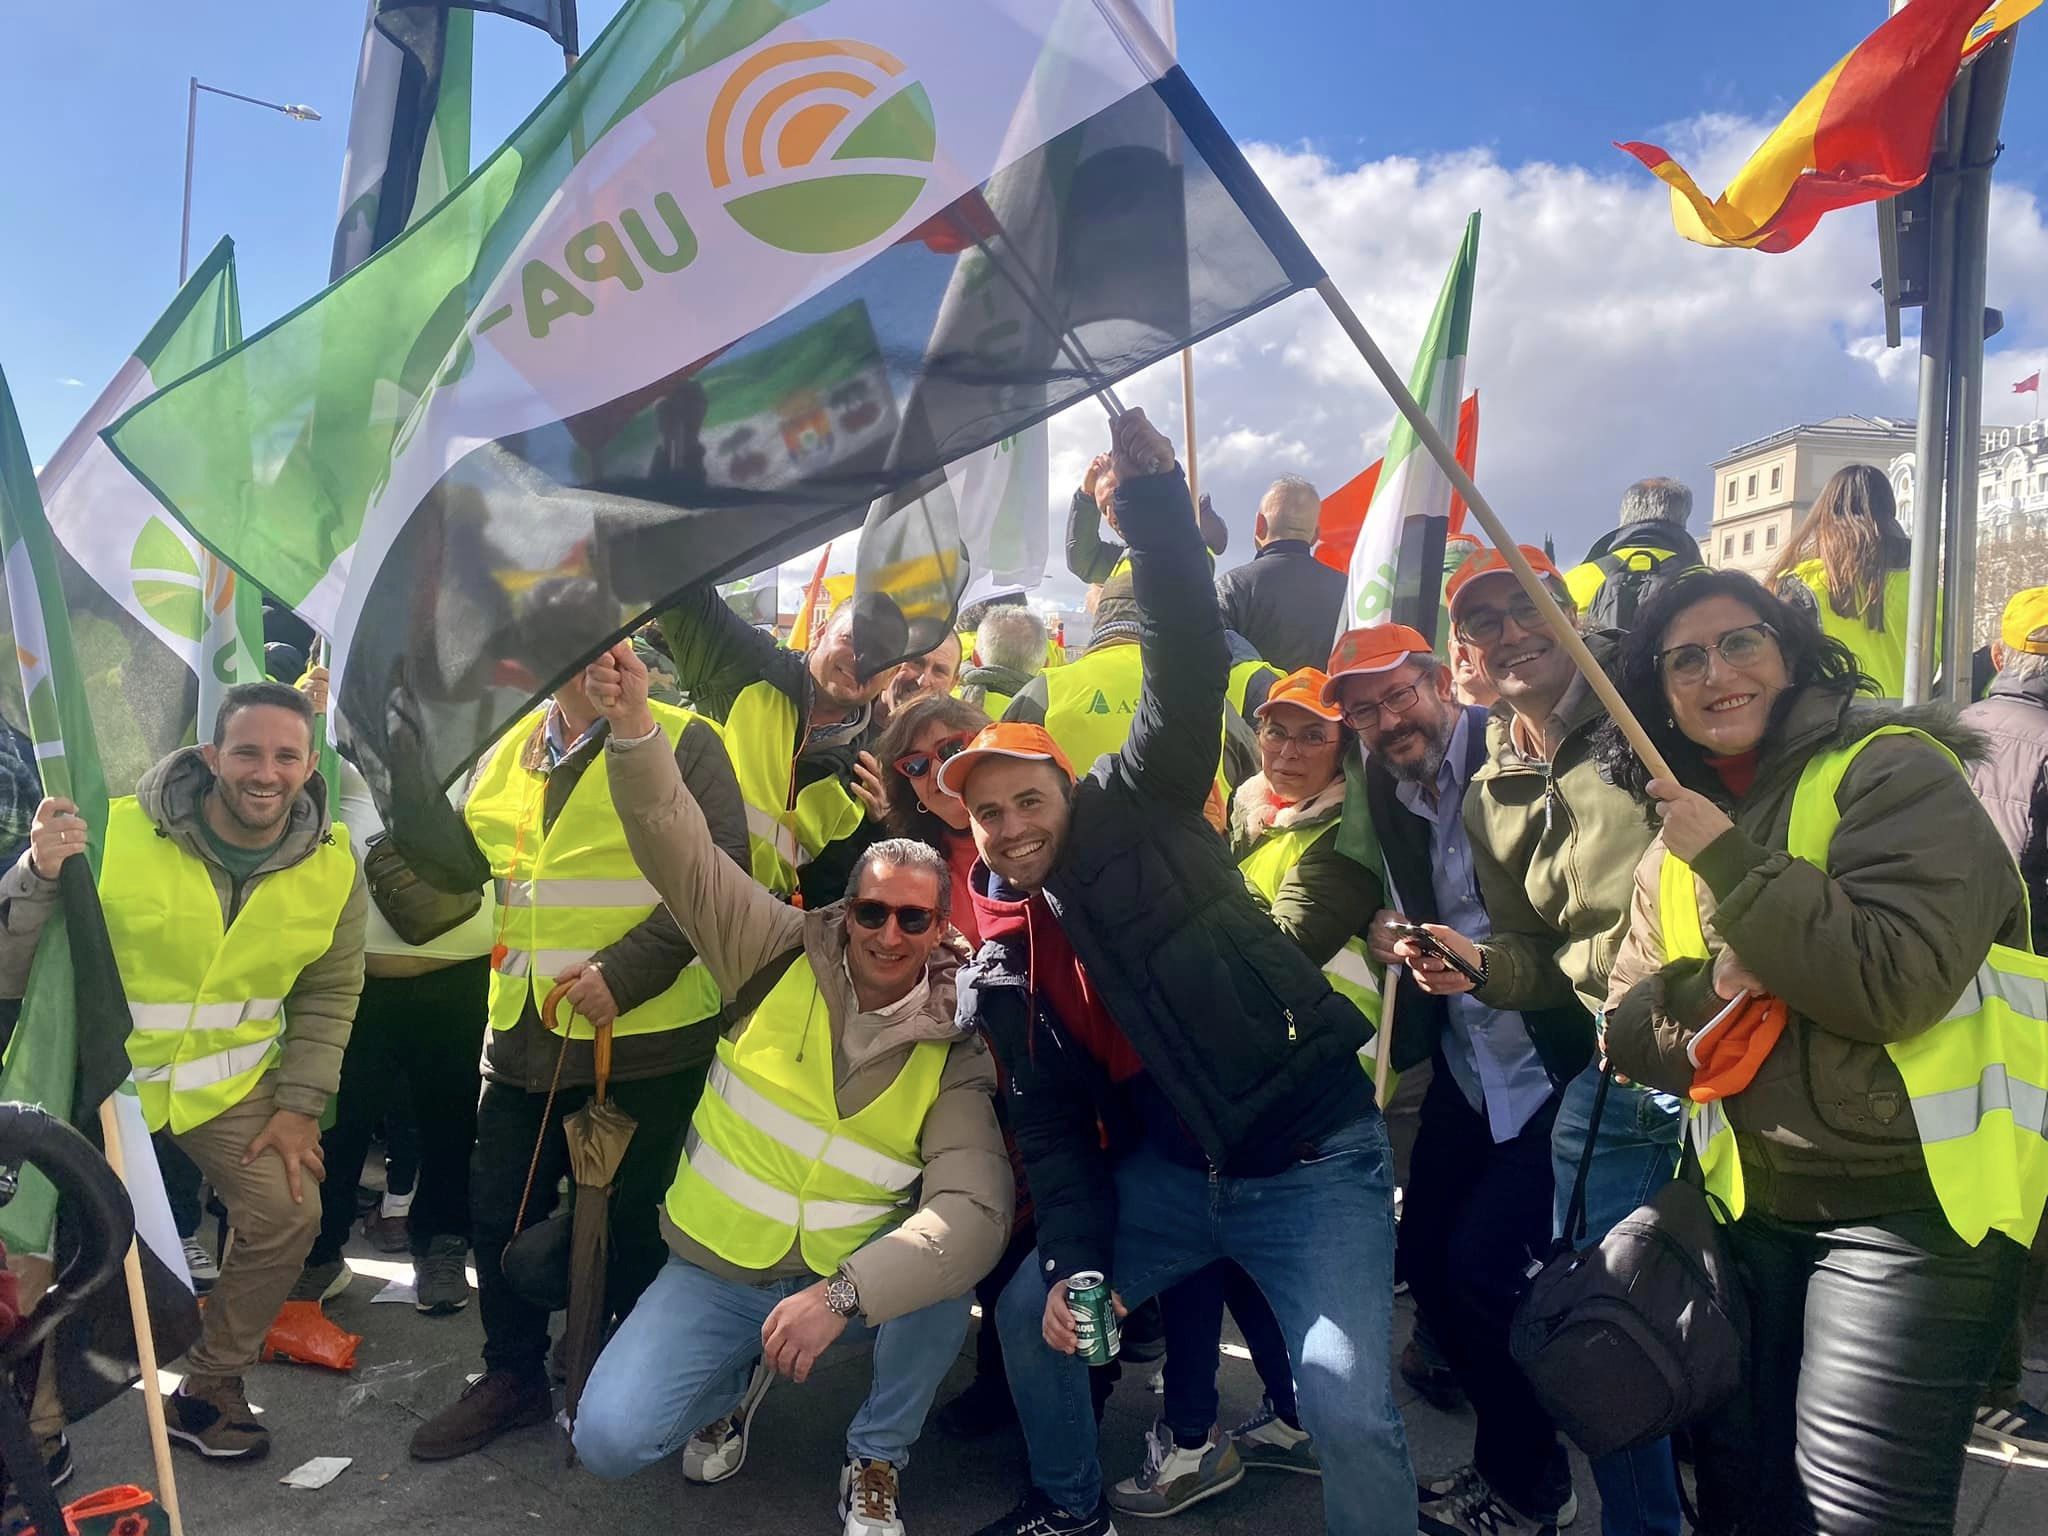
left=1284, top=1007, right=1297, bottom=1042
left=1542, top=762, right=1557, bottom=836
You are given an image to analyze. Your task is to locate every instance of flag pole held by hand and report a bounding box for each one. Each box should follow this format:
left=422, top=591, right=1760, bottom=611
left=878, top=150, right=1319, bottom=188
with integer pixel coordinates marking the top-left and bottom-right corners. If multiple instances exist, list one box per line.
left=1310, top=276, right=1676, bottom=782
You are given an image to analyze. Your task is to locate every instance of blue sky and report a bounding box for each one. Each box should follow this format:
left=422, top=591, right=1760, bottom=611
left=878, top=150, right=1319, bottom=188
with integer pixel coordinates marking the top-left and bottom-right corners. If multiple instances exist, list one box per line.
left=5, top=1, right=2047, bottom=564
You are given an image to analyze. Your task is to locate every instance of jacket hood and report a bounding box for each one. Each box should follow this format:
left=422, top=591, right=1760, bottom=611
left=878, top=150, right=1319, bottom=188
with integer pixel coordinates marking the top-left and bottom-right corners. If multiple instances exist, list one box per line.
left=1987, top=667, right=2048, bottom=711
left=961, top=662, right=1034, bottom=697
left=1771, top=686, right=1990, bottom=774
left=1584, top=519, right=1703, bottom=566
left=135, top=744, right=336, bottom=869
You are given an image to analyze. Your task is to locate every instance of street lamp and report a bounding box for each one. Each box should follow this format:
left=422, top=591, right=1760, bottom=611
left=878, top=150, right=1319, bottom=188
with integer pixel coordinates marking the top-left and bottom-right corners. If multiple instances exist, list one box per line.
left=179, top=76, right=322, bottom=283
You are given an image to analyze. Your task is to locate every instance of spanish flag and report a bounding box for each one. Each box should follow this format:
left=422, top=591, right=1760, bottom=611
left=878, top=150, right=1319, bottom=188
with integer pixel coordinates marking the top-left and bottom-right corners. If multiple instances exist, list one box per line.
left=1619, top=0, right=2037, bottom=253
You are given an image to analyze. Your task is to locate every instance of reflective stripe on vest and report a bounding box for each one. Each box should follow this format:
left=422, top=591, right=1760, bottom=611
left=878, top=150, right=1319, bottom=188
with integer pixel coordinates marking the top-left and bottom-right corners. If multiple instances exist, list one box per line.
left=724, top=681, right=866, bottom=896
left=464, top=701, right=722, bottom=1040
left=1236, top=818, right=1387, bottom=1079
left=99, top=797, right=356, bottom=1135
left=1786, top=563, right=1922, bottom=700
left=1658, top=724, right=2048, bottom=1245
left=665, top=961, right=950, bottom=1276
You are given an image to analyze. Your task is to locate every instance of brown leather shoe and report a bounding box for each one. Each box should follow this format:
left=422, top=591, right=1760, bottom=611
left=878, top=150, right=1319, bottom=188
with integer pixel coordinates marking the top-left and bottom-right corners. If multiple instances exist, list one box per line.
left=166, top=1375, right=269, bottom=1460
left=409, top=1370, right=553, bottom=1461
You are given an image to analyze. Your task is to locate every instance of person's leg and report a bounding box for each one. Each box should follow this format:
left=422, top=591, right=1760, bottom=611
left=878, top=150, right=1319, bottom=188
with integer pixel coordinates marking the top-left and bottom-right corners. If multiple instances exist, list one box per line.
left=1984, top=1222, right=2048, bottom=1408
left=471, top=1080, right=579, bottom=1377
left=154, top=1131, right=202, bottom=1242
left=400, top=957, right=487, bottom=1254
left=309, top=973, right=401, bottom=1268
left=1399, top=1072, right=1487, bottom=1408
left=604, top=1065, right=709, bottom=1321
left=845, top=1292, right=975, bottom=1469
left=1227, top=1112, right=1413, bottom=1536
left=171, top=1084, right=322, bottom=1377
left=572, top=1256, right=791, bottom=1480
left=1221, top=1262, right=1296, bottom=1422
left=1155, top=1266, right=1226, bottom=1444
left=1792, top=1212, right=2025, bottom=1536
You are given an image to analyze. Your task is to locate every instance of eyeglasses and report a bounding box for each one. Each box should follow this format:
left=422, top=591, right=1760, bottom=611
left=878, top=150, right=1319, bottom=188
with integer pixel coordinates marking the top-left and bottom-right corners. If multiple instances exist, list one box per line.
left=849, top=900, right=939, bottom=935
left=1256, top=720, right=1338, bottom=753
left=1454, top=594, right=1543, bottom=646
left=894, top=733, right=972, bottom=780
left=1658, top=623, right=1778, bottom=687
left=1338, top=682, right=1423, bottom=729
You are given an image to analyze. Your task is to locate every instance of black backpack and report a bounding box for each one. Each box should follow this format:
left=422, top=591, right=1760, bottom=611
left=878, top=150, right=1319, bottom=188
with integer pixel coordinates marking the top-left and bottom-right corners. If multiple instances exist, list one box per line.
left=1509, top=1068, right=1748, bottom=1460
left=1575, top=523, right=1706, bottom=632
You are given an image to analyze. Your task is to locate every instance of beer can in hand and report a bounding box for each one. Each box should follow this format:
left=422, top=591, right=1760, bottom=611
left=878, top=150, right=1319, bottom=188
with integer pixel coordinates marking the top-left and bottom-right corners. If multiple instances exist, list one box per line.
left=1067, top=1271, right=1120, bottom=1365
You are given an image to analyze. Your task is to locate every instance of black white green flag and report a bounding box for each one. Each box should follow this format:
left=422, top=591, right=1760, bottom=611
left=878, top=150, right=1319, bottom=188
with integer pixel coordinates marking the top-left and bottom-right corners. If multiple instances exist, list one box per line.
left=107, top=0, right=1321, bottom=821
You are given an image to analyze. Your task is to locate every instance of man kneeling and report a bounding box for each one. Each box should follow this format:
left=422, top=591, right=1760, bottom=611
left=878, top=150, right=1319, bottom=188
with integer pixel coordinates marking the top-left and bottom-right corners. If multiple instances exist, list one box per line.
left=573, top=640, right=1012, bottom=1536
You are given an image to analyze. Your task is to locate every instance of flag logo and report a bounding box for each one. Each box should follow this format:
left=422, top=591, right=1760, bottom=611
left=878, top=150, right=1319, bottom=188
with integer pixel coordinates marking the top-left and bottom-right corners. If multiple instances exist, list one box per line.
left=707, top=38, right=936, bottom=255
left=129, top=515, right=207, bottom=645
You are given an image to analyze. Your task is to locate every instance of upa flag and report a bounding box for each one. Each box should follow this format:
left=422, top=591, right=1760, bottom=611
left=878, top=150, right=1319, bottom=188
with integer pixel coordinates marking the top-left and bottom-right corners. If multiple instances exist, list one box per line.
left=106, top=0, right=1321, bottom=830
left=1620, top=0, right=2039, bottom=253
left=1345, top=213, right=1479, bottom=641
left=0, top=366, right=201, bottom=1422
left=14, top=238, right=259, bottom=795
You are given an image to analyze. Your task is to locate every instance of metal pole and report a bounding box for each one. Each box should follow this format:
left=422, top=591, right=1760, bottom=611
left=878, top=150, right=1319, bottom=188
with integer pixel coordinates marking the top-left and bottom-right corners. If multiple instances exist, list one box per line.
left=179, top=76, right=198, bottom=284
left=1943, top=36, right=2014, bottom=703
left=1903, top=86, right=1963, bottom=705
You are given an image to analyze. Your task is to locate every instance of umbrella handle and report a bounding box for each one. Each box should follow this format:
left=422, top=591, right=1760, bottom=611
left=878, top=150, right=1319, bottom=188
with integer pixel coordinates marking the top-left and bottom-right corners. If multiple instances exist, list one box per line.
left=593, top=1019, right=613, bottom=1106
left=543, top=978, right=576, bottom=1035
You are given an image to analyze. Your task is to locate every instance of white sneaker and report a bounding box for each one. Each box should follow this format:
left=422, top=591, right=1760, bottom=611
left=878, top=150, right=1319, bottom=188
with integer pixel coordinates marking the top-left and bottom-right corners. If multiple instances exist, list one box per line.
left=681, top=1359, right=773, bottom=1484
left=182, top=1237, right=218, bottom=1294
left=839, top=1455, right=905, bottom=1536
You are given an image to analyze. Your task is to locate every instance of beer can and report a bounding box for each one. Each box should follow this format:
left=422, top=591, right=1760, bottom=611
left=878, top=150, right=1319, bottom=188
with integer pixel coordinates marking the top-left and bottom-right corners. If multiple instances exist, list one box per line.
left=1067, top=1271, right=1119, bottom=1365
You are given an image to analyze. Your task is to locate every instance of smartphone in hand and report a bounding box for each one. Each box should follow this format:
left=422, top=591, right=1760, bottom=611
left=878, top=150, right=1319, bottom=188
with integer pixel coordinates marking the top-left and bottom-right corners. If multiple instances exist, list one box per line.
left=1385, top=920, right=1487, bottom=988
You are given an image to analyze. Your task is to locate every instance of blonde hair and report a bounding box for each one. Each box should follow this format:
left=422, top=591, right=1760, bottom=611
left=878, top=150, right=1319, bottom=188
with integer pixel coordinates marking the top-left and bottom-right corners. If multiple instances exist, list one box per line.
left=1772, top=464, right=1906, bottom=628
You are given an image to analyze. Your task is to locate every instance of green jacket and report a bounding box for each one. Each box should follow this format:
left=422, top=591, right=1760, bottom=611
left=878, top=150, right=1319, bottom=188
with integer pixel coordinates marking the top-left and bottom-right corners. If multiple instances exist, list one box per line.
left=1604, top=691, right=2028, bottom=1222
left=1228, top=776, right=1382, bottom=968
left=1462, top=632, right=1651, bottom=1038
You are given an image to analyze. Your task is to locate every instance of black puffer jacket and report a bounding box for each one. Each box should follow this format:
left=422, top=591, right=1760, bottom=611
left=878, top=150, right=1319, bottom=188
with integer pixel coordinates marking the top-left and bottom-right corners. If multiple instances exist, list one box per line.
left=958, top=468, right=1372, bottom=1286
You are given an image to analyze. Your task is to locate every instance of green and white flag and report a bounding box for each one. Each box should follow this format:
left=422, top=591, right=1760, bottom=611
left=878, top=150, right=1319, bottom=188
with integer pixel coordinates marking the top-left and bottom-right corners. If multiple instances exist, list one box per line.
left=17, top=237, right=259, bottom=791
left=1345, top=211, right=1479, bottom=637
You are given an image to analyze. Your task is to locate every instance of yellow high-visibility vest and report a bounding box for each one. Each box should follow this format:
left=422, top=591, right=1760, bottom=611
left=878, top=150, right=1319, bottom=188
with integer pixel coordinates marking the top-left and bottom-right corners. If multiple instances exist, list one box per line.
left=981, top=690, right=1015, bottom=720
left=1237, top=818, right=1386, bottom=1081
left=465, top=701, right=722, bottom=1039
left=1784, top=562, right=1922, bottom=700
left=1042, top=644, right=1265, bottom=796
left=665, top=960, right=949, bottom=1275
left=1660, top=725, right=2048, bottom=1246
left=100, top=797, right=356, bottom=1134
left=724, top=681, right=866, bottom=897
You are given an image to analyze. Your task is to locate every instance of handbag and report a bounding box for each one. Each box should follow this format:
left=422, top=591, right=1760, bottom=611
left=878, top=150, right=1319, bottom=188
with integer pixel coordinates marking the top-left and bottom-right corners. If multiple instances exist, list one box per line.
left=361, top=830, right=484, bottom=947
left=1508, top=1067, right=1748, bottom=1460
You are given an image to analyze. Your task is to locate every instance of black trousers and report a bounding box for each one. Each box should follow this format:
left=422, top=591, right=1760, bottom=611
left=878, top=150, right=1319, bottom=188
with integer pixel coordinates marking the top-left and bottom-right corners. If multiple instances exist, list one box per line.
left=471, top=1066, right=705, bottom=1377
left=310, top=958, right=487, bottom=1266
left=1696, top=1208, right=2026, bottom=1536
left=1401, top=1068, right=1566, bottom=1514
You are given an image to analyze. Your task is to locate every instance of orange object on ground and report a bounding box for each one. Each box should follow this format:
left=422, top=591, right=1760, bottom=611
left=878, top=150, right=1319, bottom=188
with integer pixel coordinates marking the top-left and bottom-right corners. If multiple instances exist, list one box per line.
left=16, top=1484, right=168, bottom=1536
left=260, top=1300, right=361, bottom=1371
left=1689, top=993, right=1789, bottom=1104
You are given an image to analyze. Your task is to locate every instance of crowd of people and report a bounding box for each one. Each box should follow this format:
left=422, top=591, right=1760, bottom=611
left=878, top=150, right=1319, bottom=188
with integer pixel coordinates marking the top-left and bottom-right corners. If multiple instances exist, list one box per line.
left=3, top=407, right=2046, bottom=1536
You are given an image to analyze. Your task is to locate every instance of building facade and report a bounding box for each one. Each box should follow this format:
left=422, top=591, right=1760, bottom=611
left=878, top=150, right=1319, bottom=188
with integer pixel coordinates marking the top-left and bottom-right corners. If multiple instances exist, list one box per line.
left=1887, top=417, right=2048, bottom=545
left=1706, top=416, right=1915, bottom=579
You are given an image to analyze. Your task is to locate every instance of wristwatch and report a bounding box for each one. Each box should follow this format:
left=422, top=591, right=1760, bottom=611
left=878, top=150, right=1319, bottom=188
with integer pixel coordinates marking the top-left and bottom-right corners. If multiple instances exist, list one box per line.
left=824, top=1270, right=861, bottom=1318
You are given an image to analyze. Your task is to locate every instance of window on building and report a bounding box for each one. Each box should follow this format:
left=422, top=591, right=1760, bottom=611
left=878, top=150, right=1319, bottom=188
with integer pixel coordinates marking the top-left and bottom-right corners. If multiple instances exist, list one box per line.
left=1742, top=530, right=1754, bottom=555
left=1769, top=466, right=1782, bottom=493
left=1725, top=479, right=1737, bottom=505
left=1765, top=525, right=1778, bottom=549
left=1722, top=536, right=1734, bottom=559
left=1746, top=473, right=1758, bottom=498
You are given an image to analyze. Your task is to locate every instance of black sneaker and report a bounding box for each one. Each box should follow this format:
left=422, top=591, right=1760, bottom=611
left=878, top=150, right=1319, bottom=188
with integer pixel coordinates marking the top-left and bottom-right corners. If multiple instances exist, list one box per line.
left=970, top=1489, right=1118, bottom=1536
left=43, top=1433, right=72, bottom=1489
left=1974, top=1399, right=2048, bottom=1457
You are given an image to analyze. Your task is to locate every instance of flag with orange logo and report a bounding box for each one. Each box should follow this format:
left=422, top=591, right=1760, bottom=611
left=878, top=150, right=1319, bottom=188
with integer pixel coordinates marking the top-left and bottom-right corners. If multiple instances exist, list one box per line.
left=1619, top=0, right=2038, bottom=253
left=108, top=0, right=1322, bottom=828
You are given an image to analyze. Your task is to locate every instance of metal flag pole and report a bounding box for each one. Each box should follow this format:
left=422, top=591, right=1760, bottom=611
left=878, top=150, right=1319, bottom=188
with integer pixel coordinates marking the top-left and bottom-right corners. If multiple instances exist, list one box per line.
left=1903, top=83, right=1962, bottom=706
left=1312, top=277, right=1675, bottom=778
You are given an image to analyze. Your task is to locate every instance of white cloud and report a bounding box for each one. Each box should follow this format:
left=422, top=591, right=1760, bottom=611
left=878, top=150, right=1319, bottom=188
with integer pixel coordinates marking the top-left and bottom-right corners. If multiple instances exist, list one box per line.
left=54, top=377, right=82, bottom=389
left=1033, top=117, right=2048, bottom=603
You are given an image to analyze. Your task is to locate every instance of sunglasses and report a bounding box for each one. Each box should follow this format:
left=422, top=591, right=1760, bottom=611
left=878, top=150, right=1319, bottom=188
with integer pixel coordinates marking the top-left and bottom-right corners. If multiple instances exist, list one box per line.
left=1658, top=623, right=1778, bottom=687
left=849, top=900, right=940, bottom=935
left=894, top=733, right=973, bottom=780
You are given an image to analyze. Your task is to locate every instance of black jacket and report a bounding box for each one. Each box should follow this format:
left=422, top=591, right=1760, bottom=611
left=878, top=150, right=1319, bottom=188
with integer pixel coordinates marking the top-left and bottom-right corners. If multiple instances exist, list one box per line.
left=1214, top=539, right=1345, bottom=674
left=959, top=469, right=1372, bottom=1287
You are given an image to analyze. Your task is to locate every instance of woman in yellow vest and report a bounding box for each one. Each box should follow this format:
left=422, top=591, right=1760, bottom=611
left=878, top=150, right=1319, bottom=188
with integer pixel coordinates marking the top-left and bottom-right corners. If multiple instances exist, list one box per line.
left=1597, top=566, right=2041, bottom=1533
left=1771, top=462, right=1922, bottom=699
left=1115, top=668, right=1387, bottom=1511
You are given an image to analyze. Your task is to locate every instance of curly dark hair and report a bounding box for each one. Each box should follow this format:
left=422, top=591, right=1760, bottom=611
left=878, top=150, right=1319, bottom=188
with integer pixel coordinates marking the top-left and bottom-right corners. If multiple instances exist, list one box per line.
left=870, top=693, right=992, bottom=839
left=1592, top=566, right=1875, bottom=801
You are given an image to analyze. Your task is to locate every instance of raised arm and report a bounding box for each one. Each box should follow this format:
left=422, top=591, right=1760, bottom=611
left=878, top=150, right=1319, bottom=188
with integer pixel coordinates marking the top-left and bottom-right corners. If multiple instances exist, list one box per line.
left=655, top=583, right=807, bottom=722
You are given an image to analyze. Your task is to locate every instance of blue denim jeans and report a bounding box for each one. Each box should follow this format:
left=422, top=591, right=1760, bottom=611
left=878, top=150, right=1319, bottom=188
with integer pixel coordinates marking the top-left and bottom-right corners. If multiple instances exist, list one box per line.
left=1551, top=1062, right=1686, bottom=1536
left=573, top=1254, right=972, bottom=1480
left=996, top=1113, right=1414, bottom=1535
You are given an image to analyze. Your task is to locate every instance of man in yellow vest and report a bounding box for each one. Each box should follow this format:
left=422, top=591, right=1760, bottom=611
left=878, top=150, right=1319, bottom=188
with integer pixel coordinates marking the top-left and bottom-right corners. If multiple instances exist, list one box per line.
left=569, top=639, right=1009, bottom=1536
left=409, top=671, right=750, bottom=1463
left=660, top=584, right=891, bottom=904
left=5, top=682, right=366, bottom=1463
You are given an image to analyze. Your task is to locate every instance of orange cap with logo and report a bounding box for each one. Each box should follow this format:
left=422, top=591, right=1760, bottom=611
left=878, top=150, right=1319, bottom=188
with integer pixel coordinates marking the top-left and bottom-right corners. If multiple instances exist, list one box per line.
left=1256, top=668, right=1344, bottom=723
left=1445, top=545, right=1563, bottom=615
left=936, top=721, right=1076, bottom=799
left=1322, top=624, right=1435, bottom=702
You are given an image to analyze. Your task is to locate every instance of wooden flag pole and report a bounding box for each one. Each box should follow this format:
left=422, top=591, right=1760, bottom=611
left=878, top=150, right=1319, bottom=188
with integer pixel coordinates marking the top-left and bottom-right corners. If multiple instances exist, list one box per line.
left=1373, top=967, right=1397, bottom=1110
left=1180, top=349, right=1201, bottom=522
left=95, top=1099, right=185, bottom=1536
left=1312, top=277, right=1676, bottom=781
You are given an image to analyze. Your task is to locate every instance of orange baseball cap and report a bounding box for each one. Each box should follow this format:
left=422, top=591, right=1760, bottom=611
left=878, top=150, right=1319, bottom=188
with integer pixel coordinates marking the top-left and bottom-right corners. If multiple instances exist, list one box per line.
left=936, top=721, right=1076, bottom=798
left=1322, top=624, right=1435, bottom=702
left=1445, top=544, right=1563, bottom=615
left=1256, top=667, right=1343, bottom=723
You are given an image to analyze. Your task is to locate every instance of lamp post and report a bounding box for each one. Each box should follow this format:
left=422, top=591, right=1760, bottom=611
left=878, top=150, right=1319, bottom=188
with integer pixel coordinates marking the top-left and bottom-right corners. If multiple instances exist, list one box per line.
left=179, top=76, right=321, bottom=283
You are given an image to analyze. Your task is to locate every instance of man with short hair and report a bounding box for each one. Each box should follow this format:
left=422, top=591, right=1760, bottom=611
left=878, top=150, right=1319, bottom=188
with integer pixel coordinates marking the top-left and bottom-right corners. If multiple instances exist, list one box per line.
left=0, top=682, right=367, bottom=1463
left=571, top=640, right=1010, bottom=1536
left=1214, top=475, right=1346, bottom=672
left=960, top=607, right=1049, bottom=719
left=1326, top=624, right=1582, bottom=1534
left=1564, top=477, right=1705, bottom=632
left=953, top=410, right=1413, bottom=1536
left=881, top=631, right=964, bottom=723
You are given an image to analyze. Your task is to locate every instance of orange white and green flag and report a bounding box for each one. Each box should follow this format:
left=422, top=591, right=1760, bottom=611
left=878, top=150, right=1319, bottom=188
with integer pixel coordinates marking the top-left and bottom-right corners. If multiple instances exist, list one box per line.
left=1619, top=0, right=2038, bottom=253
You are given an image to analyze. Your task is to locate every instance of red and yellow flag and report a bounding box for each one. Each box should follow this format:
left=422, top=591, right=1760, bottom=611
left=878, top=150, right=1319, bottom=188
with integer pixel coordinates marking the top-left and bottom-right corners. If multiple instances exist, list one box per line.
left=1618, top=0, right=2037, bottom=253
